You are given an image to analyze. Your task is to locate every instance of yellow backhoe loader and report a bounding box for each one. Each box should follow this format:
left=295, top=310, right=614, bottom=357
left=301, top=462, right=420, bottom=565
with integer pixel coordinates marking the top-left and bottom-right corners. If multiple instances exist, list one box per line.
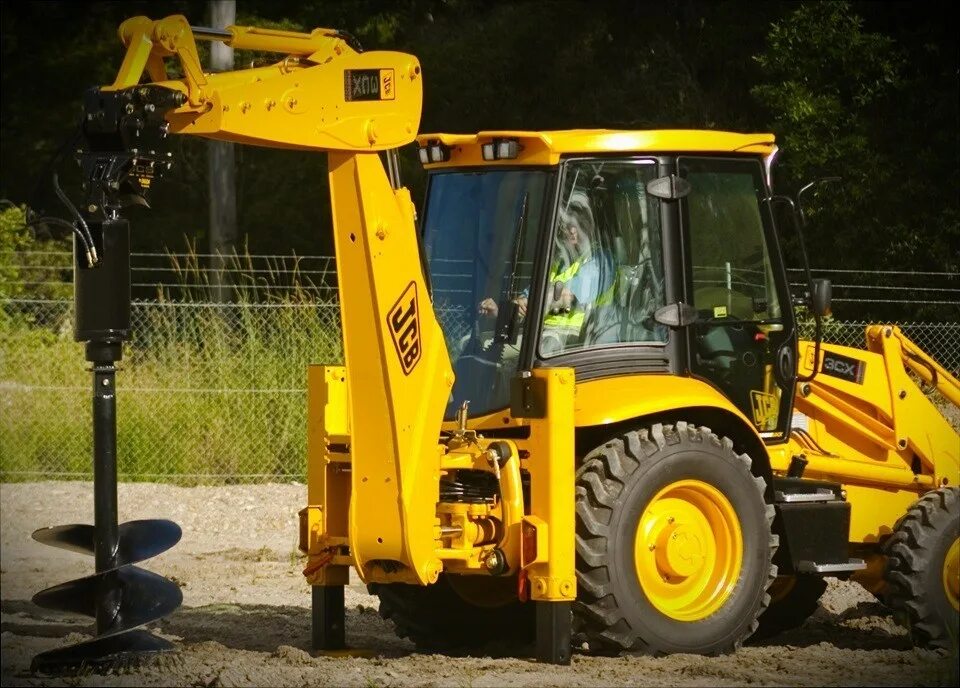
left=50, top=14, right=957, bottom=668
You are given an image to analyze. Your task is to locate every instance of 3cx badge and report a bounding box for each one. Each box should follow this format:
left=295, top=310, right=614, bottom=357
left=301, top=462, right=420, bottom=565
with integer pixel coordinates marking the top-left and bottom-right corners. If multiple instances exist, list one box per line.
left=821, top=351, right=866, bottom=384
left=388, top=281, right=421, bottom=375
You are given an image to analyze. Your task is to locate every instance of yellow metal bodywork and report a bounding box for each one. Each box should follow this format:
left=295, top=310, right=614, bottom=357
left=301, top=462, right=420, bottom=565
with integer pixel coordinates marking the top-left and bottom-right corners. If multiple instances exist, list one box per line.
left=106, top=16, right=450, bottom=586
left=442, top=372, right=758, bottom=440
left=107, top=15, right=422, bottom=151
left=524, top=369, right=577, bottom=602
left=775, top=330, right=959, bottom=549
left=945, top=537, right=960, bottom=612
left=301, top=365, right=351, bottom=585
left=635, top=480, right=743, bottom=621
left=791, top=337, right=958, bottom=471
left=879, top=325, right=960, bottom=408
left=435, top=437, right=524, bottom=576
left=301, top=364, right=528, bottom=585
left=327, top=151, right=452, bottom=585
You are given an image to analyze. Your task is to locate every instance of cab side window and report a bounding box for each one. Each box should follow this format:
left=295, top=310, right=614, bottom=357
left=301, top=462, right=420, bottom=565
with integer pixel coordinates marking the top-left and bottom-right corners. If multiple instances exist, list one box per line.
left=684, top=166, right=781, bottom=322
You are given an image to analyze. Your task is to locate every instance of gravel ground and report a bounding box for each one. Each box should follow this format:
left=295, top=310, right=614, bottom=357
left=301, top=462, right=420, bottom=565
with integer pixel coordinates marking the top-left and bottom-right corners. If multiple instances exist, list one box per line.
left=1, top=482, right=956, bottom=687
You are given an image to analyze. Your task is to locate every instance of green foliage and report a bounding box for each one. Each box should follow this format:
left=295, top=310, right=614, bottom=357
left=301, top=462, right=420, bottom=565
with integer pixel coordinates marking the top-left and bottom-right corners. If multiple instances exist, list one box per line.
left=751, top=1, right=959, bottom=320
left=0, top=205, right=71, bottom=303
left=0, top=245, right=341, bottom=483
left=0, top=206, right=30, bottom=299
left=752, top=1, right=902, bottom=181
left=0, top=302, right=331, bottom=482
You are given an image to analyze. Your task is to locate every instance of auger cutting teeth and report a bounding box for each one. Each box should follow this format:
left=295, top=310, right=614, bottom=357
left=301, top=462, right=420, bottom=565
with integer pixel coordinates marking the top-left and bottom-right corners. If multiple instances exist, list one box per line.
left=30, top=629, right=175, bottom=674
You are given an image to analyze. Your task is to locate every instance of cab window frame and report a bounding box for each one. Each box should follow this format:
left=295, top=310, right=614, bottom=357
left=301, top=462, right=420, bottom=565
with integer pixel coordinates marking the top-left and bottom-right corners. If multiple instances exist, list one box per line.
left=532, top=155, right=675, bottom=380
left=677, top=154, right=798, bottom=441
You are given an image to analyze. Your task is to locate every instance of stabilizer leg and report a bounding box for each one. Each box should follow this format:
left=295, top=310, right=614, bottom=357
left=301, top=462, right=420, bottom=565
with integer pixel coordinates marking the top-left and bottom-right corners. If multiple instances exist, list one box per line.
left=311, top=585, right=345, bottom=651
left=536, top=601, right=571, bottom=665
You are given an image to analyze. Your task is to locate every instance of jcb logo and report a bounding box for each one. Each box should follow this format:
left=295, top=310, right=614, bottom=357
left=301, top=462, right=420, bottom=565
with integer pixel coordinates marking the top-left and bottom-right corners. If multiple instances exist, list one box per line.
left=379, top=69, right=395, bottom=100
left=388, top=282, right=421, bottom=375
left=749, top=390, right=779, bottom=432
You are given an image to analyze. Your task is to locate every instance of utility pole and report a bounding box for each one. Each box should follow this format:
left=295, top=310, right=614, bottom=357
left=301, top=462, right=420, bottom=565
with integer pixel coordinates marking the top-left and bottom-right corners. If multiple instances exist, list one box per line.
left=208, top=0, right=237, bottom=302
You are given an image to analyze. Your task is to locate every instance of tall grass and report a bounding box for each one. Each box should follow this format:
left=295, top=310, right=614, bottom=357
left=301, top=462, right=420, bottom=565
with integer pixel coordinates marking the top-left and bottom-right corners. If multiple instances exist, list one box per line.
left=0, top=242, right=342, bottom=484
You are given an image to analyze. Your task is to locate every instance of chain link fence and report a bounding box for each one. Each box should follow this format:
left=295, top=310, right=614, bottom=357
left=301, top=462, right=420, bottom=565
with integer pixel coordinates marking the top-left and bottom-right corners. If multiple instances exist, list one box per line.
left=796, top=319, right=960, bottom=370
left=1, top=298, right=341, bottom=483
left=2, top=280, right=958, bottom=484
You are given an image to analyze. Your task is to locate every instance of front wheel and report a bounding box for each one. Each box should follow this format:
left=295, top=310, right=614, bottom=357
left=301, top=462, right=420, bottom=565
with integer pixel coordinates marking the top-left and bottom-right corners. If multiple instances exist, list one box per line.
left=574, top=422, right=777, bottom=655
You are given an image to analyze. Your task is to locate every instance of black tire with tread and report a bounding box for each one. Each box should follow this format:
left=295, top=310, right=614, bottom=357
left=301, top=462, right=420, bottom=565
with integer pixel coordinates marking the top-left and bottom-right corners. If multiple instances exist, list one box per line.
left=751, top=575, right=827, bottom=641
left=574, top=421, right=778, bottom=655
left=882, top=486, right=959, bottom=650
left=369, top=574, right=534, bottom=652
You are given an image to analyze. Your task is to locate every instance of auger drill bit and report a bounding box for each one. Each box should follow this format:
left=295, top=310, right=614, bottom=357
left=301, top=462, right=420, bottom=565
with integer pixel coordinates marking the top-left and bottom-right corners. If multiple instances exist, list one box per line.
left=30, top=87, right=183, bottom=673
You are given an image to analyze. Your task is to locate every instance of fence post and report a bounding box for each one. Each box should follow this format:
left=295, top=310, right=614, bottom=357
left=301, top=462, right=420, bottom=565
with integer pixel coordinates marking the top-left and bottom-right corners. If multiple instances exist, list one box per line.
left=208, top=0, right=237, bottom=303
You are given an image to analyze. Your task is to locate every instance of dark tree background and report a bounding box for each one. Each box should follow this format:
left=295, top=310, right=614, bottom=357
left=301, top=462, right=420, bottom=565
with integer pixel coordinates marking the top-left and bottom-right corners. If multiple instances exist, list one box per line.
left=1, top=0, right=957, bottom=319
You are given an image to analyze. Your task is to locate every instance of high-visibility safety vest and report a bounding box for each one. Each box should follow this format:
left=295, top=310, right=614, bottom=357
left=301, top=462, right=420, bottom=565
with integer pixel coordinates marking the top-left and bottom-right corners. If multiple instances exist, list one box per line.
left=543, top=256, right=615, bottom=335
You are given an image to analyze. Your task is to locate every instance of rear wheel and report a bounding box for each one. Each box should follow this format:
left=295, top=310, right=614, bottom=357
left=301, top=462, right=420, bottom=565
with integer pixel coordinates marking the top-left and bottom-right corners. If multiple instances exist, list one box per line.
left=751, top=574, right=827, bottom=641
left=883, top=486, right=959, bottom=650
left=575, top=422, right=777, bottom=655
left=369, top=574, right=533, bottom=652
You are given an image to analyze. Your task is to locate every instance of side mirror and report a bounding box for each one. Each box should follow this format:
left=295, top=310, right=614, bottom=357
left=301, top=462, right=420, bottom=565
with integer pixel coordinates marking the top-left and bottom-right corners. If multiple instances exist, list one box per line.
left=810, top=278, right=832, bottom=318
left=654, top=302, right=699, bottom=328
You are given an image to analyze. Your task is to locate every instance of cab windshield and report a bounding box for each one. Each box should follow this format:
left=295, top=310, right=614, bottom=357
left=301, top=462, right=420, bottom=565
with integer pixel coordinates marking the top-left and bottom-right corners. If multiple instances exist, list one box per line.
left=422, top=169, right=549, bottom=419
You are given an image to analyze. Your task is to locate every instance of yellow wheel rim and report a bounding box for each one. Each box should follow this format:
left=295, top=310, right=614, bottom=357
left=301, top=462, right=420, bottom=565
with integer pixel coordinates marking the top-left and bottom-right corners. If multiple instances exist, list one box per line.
left=634, top=479, right=743, bottom=621
left=944, top=537, right=959, bottom=612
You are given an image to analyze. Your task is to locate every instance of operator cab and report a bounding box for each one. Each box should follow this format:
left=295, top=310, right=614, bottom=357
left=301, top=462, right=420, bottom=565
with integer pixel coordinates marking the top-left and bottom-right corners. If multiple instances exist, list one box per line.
left=417, top=130, right=797, bottom=440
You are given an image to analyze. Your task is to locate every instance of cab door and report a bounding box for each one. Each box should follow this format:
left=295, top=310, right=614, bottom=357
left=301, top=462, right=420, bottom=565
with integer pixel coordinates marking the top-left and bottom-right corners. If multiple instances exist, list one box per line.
left=678, top=157, right=796, bottom=438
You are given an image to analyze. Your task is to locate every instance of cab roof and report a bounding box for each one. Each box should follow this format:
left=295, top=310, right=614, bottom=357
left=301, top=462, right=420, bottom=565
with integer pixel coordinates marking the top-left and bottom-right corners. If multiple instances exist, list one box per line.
left=415, top=129, right=776, bottom=167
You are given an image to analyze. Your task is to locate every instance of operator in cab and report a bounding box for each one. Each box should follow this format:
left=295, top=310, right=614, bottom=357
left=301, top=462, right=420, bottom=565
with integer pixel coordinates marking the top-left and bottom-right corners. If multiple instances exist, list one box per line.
left=478, top=192, right=613, bottom=354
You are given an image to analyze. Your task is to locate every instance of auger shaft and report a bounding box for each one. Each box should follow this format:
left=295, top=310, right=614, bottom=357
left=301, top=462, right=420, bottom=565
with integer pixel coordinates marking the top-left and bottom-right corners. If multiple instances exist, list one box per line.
left=91, top=351, right=121, bottom=633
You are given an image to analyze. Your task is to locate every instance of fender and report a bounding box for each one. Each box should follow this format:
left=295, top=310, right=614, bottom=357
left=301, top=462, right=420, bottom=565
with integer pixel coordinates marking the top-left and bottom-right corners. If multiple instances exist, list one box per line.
left=574, top=373, right=772, bottom=482
left=574, top=374, right=756, bottom=428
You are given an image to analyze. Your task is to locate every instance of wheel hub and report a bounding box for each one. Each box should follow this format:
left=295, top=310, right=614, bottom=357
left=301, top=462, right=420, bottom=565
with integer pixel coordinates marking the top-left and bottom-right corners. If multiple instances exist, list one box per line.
left=944, top=537, right=959, bottom=612
left=635, top=479, right=743, bottom=621
left=656, top=523, right=705, bottom=578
